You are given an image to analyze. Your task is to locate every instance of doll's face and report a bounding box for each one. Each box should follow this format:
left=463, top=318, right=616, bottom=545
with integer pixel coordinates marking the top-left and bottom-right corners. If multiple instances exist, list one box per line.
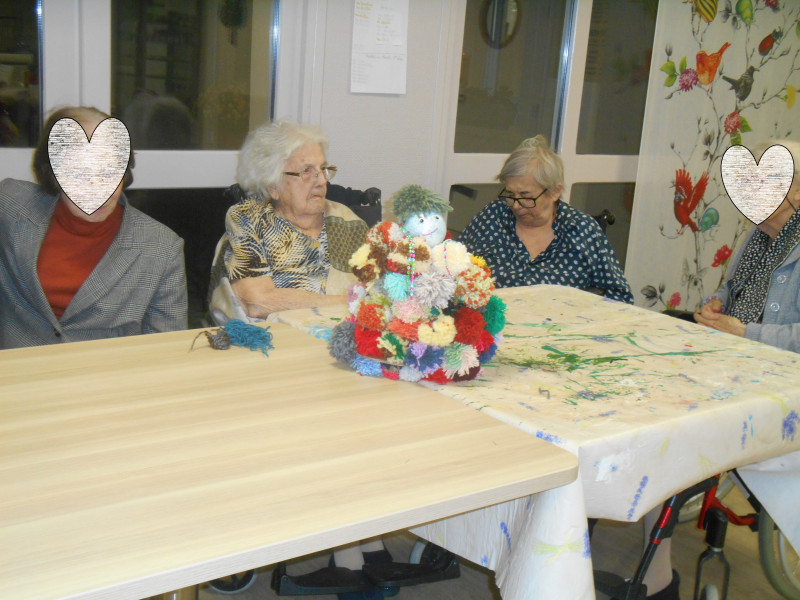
left=403, top=212, right=447, bottom=247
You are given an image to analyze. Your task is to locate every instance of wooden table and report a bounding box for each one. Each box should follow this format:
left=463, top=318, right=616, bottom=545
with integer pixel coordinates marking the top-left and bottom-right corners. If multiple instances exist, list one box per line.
left=0, top=323, right=578, bottom=600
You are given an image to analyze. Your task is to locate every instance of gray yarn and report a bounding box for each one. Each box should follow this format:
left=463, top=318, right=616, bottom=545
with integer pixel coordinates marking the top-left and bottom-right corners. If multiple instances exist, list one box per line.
left=328, top=320, right=358, bottom=363
left=413, top=271, right=457, bottom=310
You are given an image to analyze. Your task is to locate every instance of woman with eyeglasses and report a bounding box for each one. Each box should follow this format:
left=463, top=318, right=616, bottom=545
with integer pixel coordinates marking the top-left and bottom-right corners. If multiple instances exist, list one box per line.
left=459, top=135, right=633, bottom=303
left=221, top=120, right=368, bottom=318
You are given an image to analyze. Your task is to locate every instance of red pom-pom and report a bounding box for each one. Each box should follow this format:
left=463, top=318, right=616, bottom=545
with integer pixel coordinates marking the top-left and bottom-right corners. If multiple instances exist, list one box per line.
left=381, top=365, right=400, bottom=380
left=475, top=329, right=494, bottom=353
left=422, top=368, right=451, bottom=384
left=453, top=307, right=486, bottom=345
left=354, top=325, right=382, bottom=358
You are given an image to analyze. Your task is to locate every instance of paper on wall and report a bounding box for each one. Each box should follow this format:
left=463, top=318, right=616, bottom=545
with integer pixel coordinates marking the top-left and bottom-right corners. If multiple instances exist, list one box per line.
left=351, top=0, right=408, bottom=95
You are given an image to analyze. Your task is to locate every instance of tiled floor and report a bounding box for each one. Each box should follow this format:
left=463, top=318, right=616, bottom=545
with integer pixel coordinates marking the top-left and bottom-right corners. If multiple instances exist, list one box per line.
left=197, top=486, right=791, bottom=600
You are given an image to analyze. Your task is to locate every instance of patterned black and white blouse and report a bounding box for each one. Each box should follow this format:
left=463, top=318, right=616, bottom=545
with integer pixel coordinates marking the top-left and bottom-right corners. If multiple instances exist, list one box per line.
left=459, top=199, right=633, bottom=304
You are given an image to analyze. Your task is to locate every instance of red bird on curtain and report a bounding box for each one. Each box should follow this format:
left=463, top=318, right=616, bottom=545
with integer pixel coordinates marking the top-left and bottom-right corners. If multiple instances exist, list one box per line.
left=674, top=169, right=709, bottom=233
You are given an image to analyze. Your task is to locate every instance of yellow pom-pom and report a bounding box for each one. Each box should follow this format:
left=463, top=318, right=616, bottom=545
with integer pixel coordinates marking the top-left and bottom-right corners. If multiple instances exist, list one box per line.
left=417, top=316, right=456, bottom=347
left=471, top=255, right=487, bottom=269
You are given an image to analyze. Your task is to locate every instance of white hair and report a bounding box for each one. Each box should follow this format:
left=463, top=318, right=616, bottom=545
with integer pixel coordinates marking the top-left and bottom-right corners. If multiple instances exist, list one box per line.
left=497, top=134, right=564, bottom=190
left=236, top=120, right=329, bottom=198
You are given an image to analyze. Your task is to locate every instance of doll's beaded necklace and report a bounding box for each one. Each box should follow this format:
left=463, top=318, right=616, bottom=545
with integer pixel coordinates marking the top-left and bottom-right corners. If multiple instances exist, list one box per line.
left=401, top=227, right=417, bottom=297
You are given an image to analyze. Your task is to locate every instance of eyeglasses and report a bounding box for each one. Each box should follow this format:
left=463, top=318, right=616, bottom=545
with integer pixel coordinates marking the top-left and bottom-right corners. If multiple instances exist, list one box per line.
left=284, top=165, right=338, bottom=182
left=499, top=188, right=548, bottom=208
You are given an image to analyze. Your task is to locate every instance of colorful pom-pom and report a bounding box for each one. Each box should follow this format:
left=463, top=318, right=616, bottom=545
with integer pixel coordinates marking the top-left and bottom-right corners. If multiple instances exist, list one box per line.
left=453, top=306, right=486, bottom=345
left=399, top=366, right=424, bottom=382
left=430, top=240, right=471, bottom=276
left=405, top=342, right=444, bottom=374
left=383, top=271, right=410, bottom=301
left=482, top=295, right=507, bottom=335
left=422, top=368, right=451, bottom=384
left=443, top=343, right=480, bottom=378
left=413, top=270, right=456, bottom=310
left=417, top=316, right=456, bottom=347
left=328, top=320, right=358, bottom=363
left=354, top=325, right=383, bottom=358
left=352, top=355, right=384, bottom=377
left=357, top=302, right=388, bottom=331
left=393, top=298, right=424, bottom=323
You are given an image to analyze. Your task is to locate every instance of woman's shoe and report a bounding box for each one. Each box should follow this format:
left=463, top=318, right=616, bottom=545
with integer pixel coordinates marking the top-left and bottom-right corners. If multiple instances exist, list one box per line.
left=646, top=570, right=680, bottom=600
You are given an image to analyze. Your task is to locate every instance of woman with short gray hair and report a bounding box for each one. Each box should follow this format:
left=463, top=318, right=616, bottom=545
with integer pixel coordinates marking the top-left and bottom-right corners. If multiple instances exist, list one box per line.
left=459, top=134, right=633, bottom=303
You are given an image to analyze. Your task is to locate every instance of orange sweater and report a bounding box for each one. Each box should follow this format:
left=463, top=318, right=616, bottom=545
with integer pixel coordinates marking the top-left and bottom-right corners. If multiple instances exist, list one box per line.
left=37, top=201, right=124, bottom=319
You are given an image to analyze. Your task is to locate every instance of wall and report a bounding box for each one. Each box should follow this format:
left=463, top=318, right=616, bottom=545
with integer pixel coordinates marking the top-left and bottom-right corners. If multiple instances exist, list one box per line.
left=312, top=0, right=451, bottom=207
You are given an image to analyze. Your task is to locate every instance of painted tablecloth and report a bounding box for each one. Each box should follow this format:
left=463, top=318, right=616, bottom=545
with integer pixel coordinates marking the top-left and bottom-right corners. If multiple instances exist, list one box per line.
left=269, top=285, right=800, bottom=599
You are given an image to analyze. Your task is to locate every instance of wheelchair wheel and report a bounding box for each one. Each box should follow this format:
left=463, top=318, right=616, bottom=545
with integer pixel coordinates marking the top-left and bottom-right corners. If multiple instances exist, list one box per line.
left=758, top=508, right=800, bottom=600
left=207, top=570, right=257, bottom=594
left=699, top=583, right=720, bottom=600
left=678, top=473, right=734, bottom=523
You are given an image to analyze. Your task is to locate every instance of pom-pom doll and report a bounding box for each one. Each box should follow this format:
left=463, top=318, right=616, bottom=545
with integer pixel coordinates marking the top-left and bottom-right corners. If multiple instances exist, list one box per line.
left=331, top=184, right=505, bottom=383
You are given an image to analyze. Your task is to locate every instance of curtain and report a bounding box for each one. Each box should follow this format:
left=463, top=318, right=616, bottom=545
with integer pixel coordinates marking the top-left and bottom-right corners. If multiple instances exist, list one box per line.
left=626, top=0, right=800, bottom=310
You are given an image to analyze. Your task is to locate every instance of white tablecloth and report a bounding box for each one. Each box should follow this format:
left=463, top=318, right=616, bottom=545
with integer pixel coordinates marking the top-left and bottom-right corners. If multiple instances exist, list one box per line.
left=270, top=285, right=800, bottom=599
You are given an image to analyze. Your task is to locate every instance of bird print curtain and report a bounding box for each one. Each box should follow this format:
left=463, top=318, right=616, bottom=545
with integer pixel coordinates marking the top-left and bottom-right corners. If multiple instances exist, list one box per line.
left=626, top=0, right=799, bottom=311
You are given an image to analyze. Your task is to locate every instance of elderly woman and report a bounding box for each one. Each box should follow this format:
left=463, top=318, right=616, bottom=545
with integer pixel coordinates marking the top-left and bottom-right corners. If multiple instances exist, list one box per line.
left=0, top=106, right=187, bottom=349
left=695, top=139, right=800, bottom=353
left=220, top=120, right=367, bottom=319
left=459, top=135, right=633, bottom=303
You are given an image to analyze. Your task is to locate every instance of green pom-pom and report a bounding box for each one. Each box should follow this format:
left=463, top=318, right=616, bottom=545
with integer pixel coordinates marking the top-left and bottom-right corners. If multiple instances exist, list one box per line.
left=391, top=184, right=453, bottom=222
left=482, top=295, right=507, bottom=335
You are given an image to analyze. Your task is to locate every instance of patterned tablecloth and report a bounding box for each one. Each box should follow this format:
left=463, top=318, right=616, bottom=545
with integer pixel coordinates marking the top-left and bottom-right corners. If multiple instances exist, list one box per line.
left=269, top=285, right=800, bottom=600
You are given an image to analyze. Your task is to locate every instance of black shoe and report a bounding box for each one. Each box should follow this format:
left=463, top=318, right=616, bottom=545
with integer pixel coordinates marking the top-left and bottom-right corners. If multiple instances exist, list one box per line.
left=646, top=570, right=680, bottom=600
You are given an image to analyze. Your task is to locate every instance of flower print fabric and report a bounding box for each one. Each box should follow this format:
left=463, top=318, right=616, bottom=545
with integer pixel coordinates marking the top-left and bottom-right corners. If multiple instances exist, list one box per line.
left=459, top=199, right=634, bottom=304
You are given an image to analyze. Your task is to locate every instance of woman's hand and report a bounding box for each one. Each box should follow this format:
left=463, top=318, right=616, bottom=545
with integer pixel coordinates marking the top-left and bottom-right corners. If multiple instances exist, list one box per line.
left=694, top=299, right=746, bottom=337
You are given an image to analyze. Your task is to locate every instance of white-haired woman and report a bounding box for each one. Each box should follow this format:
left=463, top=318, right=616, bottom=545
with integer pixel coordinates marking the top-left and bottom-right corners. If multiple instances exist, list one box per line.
left=223, top=120, right=368, bottom=318
left=459, top=135, right=633, bottom=303
left=695, top=139, right=800, bottom=353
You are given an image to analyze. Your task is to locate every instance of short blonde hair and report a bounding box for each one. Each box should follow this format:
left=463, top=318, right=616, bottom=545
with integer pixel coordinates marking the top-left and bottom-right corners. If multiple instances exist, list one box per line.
left=236, top=120, right=329, bottom=198
left=497, top=134, right=564, bottom=190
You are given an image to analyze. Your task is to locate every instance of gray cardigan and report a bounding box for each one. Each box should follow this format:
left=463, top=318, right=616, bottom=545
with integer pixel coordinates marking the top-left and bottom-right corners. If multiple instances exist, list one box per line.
left=0, top=179, right=188, bottom=349
left=711, top=225, right=800, bottom=353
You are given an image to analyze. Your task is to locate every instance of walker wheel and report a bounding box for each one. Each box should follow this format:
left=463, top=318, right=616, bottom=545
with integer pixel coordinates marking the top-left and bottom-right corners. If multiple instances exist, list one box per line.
left=207, top=570, right=257, bottom=594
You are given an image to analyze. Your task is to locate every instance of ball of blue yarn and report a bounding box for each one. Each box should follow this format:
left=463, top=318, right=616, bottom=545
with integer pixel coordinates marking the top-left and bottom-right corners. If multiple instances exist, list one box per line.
left=225, top=319, right=274, bottom=356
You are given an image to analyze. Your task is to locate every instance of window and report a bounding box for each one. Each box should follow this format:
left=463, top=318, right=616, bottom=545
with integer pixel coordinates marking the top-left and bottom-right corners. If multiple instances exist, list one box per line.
left=454, top=0, right=568, bottom=154
left=0, top=0, right=41, bottom=148
left=111, top=0, right=278, bottom=150
left=576, top=0, right=657, bottom=154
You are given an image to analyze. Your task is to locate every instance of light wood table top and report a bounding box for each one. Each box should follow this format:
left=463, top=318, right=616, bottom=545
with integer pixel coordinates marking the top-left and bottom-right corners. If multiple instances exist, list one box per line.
left=0, top=323, right=578, bottom=600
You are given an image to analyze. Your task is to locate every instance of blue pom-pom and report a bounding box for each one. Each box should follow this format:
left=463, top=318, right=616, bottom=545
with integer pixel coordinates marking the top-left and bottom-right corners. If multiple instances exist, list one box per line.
left=383, top=272, right=410, bottom=301
left=224, top=319, right=274, bottom=356
left=479, top=343, right=498, bottom=363
left=405, top=343, right=444, bottom=374
left=351, top=356, right=383, bottom=377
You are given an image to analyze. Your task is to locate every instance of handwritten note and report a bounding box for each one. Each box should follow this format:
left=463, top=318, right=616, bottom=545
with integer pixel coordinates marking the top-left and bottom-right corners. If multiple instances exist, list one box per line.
left=351, top=0, right=409, bottom=95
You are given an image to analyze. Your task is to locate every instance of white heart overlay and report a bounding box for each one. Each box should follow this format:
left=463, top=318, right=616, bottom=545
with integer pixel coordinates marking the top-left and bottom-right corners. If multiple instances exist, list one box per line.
left=720, top=144, right=795, bottom=225
left=48, top=118, right=131, bottom=215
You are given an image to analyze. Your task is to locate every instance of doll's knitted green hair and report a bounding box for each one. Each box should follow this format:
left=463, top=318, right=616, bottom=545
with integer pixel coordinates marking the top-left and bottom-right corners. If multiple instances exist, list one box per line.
left=391, top=184, right=453, bottom=222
